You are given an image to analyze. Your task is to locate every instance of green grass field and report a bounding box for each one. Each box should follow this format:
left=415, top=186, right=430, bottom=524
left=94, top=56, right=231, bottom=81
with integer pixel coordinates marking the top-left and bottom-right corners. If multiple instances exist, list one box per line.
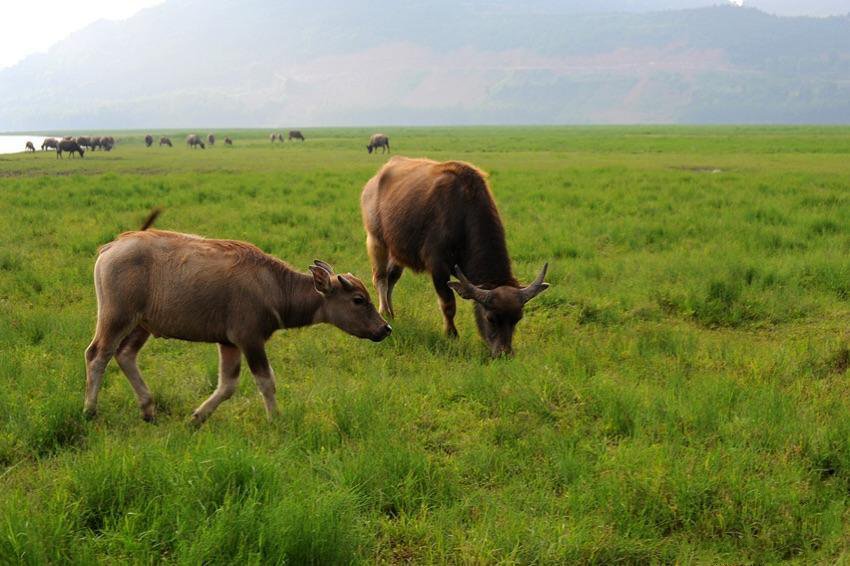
left=2, top=126, right=850, bottom=563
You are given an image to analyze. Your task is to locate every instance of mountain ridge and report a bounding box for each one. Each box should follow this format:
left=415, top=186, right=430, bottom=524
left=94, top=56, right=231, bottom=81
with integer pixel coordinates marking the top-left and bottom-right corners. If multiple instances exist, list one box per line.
left=1, top=1, right=849, bottom=128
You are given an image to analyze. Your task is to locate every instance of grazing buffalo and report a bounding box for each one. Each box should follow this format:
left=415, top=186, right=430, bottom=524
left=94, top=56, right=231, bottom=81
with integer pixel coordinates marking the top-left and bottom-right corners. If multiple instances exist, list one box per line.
left=25, top=141, right=35, bottom=152
left=91, top=137, right=102, bottom=151
left=101, top=136, right=115, bottom=151
left=83, top=210, right=391, bottom=424
left=288, top=130, right=305, bottom=142
left=207, top=134, right=216, bottom=146
left=57, top=139, right=85, bottom=159
left=144, top=134, right=153, bottom=147
left=186, top=134, right=205, bottom=149
left=224, top=137, right=233, bottom=145
left=367, top=133, right=390, bottom=154
left=159, top=136, right=172, bottom=147
left=42, top=138, right=58, bottom=151
left=77, top=136, right=93, bottom=150
left=361, top=157, right=549, bottom=357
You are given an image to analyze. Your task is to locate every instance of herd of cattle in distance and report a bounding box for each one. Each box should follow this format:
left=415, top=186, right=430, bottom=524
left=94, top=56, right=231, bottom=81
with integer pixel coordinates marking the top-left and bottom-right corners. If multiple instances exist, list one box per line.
left=25, top=135, right=116, bottom=158
left=24, top=131, right=393, bottom=157
left=81, top=153, right=548, bottom=424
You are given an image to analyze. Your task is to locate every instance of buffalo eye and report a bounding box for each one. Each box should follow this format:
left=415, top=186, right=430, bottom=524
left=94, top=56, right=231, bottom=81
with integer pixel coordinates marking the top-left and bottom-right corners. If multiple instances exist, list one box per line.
left=352, top=296, right=366, bottom=306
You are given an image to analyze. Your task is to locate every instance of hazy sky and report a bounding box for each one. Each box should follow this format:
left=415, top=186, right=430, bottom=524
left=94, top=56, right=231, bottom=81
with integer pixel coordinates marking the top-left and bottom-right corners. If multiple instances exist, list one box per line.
left=0, top=0, right=164, bottom=69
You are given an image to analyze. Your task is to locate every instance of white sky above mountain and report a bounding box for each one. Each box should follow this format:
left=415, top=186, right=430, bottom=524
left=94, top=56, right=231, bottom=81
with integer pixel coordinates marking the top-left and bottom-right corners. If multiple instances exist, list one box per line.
left=0, top=0, right=164, bottom=69
left=0, top=0, right=846, bottom=70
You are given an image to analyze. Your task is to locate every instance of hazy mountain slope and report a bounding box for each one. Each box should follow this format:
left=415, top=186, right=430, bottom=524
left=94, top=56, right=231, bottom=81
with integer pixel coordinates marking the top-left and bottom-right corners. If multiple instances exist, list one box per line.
left=1, top=0, right=849, bottom=128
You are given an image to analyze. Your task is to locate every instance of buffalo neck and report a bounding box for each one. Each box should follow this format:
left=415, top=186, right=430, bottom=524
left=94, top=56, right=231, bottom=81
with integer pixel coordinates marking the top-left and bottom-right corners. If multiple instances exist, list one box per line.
left=460, top=211, right=518, bottom=290
left=274, top=268, right=324, bottom=328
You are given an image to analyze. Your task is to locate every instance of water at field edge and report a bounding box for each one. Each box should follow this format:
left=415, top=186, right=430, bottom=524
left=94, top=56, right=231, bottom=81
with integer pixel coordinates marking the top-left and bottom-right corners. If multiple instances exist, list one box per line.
left=0, top=135, right=61, bottom=155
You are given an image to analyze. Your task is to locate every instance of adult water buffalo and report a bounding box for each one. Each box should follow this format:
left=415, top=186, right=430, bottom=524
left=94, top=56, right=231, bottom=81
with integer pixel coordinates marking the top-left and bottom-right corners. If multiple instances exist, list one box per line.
left=186, top=134, right=205, bottom=149
left=361, top=157, right=549, bottom=357
left=224, top=137, right=233, bottom=145
left=159, top=137, right=172, bottom=147
left=367, top=133, right=390, bottom=154
left=91, top=137, right=102, bottom=151
left=41, top=138, right=58, bottom=151
left=208, top=134, right=216, bottom=146
left=83, top=210, right=391, bottom=424
left=101, top=136, right=115, bottom=151
left=77, top=136, right=93, bottom=150
left=144, top=134, right=153, bottom=147
left=288, top=130, right=305, bottom=142
left=25, top=141, right=35, bottom=152
left=57, top=139, right=85, bottom=159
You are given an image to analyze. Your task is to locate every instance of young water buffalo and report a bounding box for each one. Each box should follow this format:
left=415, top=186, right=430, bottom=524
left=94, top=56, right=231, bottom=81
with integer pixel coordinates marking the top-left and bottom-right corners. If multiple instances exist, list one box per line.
left=186, top=134, right=205, bottom=149
left=361, top=157, right=549, bottom=357
left=84, top=211, right=391, bottom=424
left=41, top=138, right=58, bottom=151
left=25, top=141, right=35, bottom=152
left=159, top=136, right=172, bottom=147
left=57, top=139, right=85, bottom=158
left=367, top=133, right=390, bottom=154
left=288, top=130, right=305, bottom=142
left=144, top=134, right=153, bottom=147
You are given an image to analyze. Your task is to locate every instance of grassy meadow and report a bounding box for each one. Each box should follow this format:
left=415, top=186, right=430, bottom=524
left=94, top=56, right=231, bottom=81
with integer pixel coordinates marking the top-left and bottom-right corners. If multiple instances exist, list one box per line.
left=3, top=126, right=850, bottom=563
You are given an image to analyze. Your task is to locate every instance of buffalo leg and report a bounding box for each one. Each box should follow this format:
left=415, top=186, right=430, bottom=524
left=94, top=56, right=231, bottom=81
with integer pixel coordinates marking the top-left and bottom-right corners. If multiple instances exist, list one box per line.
left=114, top=326, right=155, bottom=421
left=244, top=345, right=278, bottom=420
left=367, top=233, right=394, bottom=318
left=386, top=261, right=403, bottom=316
left=432, top=269, right=458, bottom=337
left=191, top=343, right=241, bottom=425
left=84, top=316, right=137, bottom=417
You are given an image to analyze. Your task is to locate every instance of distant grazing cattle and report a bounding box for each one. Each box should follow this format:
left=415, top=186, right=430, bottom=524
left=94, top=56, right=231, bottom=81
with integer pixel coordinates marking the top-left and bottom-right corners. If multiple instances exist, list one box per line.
left=288, top=130, right=305, bottom=142
left=57, top=139, right=85, bottom=159
left=144, top=134, right=153, bottom=147
left=77, top=136, right=93, bottom=150
left=159, top=136, right=172, bottom=147
left=270, top=133, right=282, bottom=143
left=41, top=138, right=58, bottom=151
left=101, top=136, right=115, bottom=151
left=360, top=157, right=549, bottom=357
left=224, top=137, right=233, bottom=145
left=91, top=137, right=102, bottom=151
left=82, top=210, right=391, bottom=424
left=25, top=141, right=35, bottom=152
left=208, top=134, right=216, bottom=146
left=367, top=133, right=390, bottom=154
left=187, top=134, right=205, bottom=149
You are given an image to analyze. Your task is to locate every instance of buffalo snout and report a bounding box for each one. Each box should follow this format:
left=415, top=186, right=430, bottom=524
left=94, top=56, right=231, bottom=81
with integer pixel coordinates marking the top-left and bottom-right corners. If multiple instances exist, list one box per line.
left=371, top=323, right=392, bottom=342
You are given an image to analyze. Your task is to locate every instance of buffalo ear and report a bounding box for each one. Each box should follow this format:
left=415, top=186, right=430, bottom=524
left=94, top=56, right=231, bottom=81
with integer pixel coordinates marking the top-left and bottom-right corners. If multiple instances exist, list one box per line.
left=313, top=259, right=335, bottom=274
left=309, top=265, right=334, bottom=295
